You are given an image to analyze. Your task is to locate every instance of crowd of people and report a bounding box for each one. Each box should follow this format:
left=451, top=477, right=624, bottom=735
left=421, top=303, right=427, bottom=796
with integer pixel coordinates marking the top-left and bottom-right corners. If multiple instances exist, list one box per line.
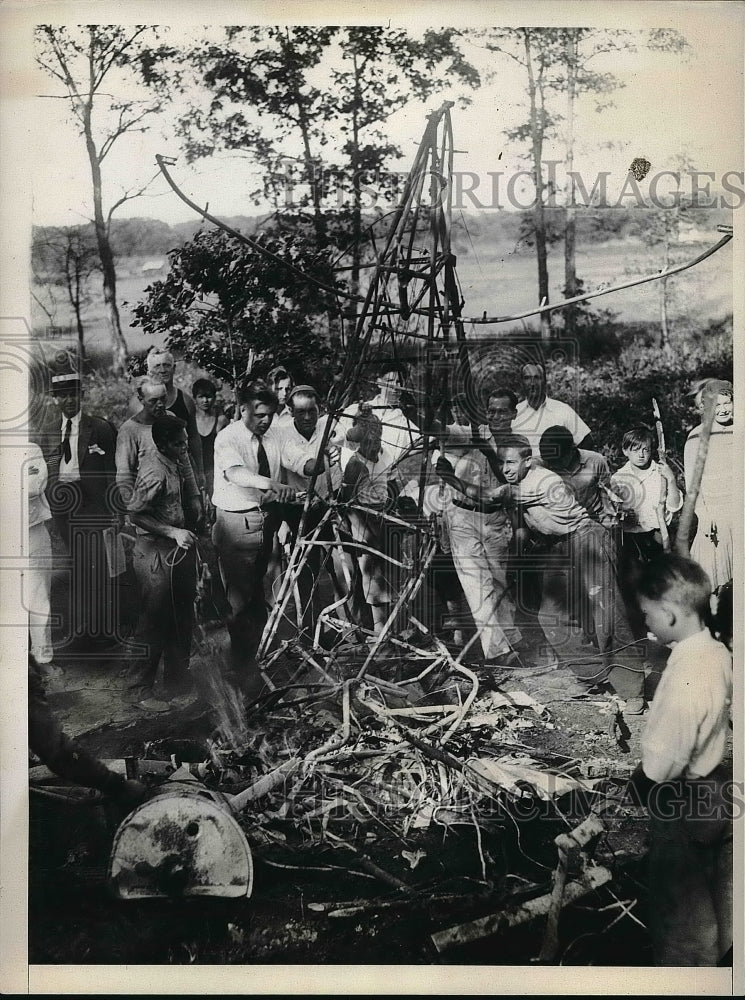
left=25, top=348, right=734, bottom=966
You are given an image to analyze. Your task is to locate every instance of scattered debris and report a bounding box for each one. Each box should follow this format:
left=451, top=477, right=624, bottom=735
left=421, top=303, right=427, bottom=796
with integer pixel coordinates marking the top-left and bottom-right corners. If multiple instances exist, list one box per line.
left=431, top=866, right=612, bottom=953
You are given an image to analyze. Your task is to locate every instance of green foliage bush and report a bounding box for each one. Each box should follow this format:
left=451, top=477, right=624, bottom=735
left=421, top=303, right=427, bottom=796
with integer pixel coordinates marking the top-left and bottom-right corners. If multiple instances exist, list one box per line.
left=130, top=228, right=339, bottom=389
left=81, top=370, right=135, bottom=427
left=81, top=359, right=238, bottom=429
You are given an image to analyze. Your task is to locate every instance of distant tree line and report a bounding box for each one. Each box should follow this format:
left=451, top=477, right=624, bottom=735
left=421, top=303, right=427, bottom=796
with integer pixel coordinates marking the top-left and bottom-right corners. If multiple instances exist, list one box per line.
left=34, top=202, right=727, bottom=270
left=36, top=22, right=726, bottom=377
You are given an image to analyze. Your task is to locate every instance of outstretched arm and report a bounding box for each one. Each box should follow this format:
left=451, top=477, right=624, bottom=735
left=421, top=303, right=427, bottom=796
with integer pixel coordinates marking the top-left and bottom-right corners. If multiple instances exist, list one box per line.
left=435, top=455, right=510, bottom=511
left=29, top=660, right=145, bottom=804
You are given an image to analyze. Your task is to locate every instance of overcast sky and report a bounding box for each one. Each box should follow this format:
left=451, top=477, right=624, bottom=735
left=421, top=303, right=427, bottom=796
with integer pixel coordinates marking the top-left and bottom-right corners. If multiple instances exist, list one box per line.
left=26, top=4, right=744, bottom=229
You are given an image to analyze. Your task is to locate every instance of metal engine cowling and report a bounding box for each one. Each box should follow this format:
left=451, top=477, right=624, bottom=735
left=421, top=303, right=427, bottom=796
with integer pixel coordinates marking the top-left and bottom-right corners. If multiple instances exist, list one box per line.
left=108, top=779, right=253, bottom=900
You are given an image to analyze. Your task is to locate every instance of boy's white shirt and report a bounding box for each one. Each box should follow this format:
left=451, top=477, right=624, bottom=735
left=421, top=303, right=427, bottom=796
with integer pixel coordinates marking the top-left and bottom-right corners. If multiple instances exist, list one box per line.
left=611, top=459, right=683, bottom=533
left=641, top=627, right=732, bottom=782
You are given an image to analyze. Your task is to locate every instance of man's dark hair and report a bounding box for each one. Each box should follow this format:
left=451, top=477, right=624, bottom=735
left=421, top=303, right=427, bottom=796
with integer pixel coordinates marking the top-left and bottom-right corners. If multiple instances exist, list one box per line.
left=236, top=378, right=279, bottom=410
left=539, top=424, right=575, bottom=467
left=487, top=387, right=519, bottom=410
left=378, top=360, right=407, bottom=380
left=192, top=378, right=217, bottom=398
left=266, top=365, right=292, bottom=388
left=497, top=433, right=533, bottom=459
left=151, top=413, right=187, bottom=451
left=288, top=384, right=319, bottom=408
left=637, top=552, right=712, bottom=622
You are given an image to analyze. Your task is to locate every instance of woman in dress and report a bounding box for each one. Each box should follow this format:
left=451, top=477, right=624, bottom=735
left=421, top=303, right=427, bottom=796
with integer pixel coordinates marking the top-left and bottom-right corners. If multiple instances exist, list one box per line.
left=192, top=378, right=229, bottom=498
left=683, top=378, right=734, bottom=591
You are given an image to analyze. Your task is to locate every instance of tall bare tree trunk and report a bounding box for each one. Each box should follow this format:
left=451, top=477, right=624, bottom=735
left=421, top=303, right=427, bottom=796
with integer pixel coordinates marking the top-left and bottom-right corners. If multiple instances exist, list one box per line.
left=67, top=258, right=86, bottom=363
left=563, top=30, right=579, bottom=336
left=524, top=30, right=551, bottom=342
left=83, top=104, right=128, bottom=374
left=348, top=53, right=363, bottom=329
left=659, top=232, right=672, bottom=354
left=280, top=29, right=327, bottom=249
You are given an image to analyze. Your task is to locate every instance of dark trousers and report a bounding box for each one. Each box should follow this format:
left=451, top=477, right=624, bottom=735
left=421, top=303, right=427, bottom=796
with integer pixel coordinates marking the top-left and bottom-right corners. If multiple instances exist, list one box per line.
left=213, top=507, right=276, bottom=688
left=618, top=529, right=664, bottom=638
left=125, top=534, right=196, bottom=700
left=283, top=503, right=335, bottom=638
left=538, top=521, right=644, bottom=700
left=507, top=526, right=544, bottom=629
left=647, top=768, right=733, bottom=965
left=53, top=495, right=119, bottom=645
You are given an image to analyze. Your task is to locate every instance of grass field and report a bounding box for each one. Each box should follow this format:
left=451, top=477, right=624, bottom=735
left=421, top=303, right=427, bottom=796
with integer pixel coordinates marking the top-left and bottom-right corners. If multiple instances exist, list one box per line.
left=31, top=234, right=733, bottom=368
left=455, top=236, right=732, bottom=330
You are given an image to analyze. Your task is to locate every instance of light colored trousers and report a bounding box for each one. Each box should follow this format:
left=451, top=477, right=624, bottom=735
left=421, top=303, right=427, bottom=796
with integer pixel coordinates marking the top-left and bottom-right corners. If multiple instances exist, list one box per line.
left=26, top=521, right=54, bottom=664
left=444, top=505, right=520, bottom=659
left=347, top=508, right=395, bottom=607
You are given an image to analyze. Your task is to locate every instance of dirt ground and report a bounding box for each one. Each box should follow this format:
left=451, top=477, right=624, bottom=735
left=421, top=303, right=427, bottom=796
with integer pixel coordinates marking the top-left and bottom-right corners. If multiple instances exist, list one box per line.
left=29, top=673, right=657, bottom=967
left=30, top=523, right=737, bottom=968
left=31, top=561, right=680, bottom=967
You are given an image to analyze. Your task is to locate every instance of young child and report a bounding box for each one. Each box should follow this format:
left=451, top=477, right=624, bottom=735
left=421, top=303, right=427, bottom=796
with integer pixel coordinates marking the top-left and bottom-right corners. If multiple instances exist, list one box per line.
left=611, top=423, right=682, bottom=563
left=628, top=553, right=732, bottom=966
left=611, top=424, right=683, bottom=636
left=496, top=435, right=645, bottom=710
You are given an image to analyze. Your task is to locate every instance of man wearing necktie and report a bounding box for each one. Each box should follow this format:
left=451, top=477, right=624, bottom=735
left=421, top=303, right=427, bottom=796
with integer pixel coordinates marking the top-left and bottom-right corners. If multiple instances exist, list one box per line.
left=44, top=370, right=119, bottom=649
left=212, top=379, right=295, bottom=696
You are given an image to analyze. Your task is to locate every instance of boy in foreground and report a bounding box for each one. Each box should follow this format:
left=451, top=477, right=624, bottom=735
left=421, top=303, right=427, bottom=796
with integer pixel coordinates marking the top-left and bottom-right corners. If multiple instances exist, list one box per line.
left=627, top=553, right=733, bottom=966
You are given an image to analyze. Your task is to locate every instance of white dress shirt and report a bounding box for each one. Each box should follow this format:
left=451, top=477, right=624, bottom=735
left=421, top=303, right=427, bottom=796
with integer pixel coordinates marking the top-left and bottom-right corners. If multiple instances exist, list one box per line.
left=512, top=397, right=591, bottom=455
left=274, top=408, right=294, bottom=428
left=27, top=443, right=52, bottom=528
left=279, top=415, right=342, bottom=498
left=212, top=421, right=282, bottom=511
left=58, top=410, right=82, bottom=482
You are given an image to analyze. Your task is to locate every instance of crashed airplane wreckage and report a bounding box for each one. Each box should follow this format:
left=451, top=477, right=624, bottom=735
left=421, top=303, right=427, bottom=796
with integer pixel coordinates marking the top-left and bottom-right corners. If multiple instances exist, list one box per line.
left=32, top=103, right=733, bottom=962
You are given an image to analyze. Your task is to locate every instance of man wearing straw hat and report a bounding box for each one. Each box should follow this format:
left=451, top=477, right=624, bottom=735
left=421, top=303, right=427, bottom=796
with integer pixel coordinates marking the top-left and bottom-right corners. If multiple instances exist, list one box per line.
left=45, top=368, right=119, bottom=649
